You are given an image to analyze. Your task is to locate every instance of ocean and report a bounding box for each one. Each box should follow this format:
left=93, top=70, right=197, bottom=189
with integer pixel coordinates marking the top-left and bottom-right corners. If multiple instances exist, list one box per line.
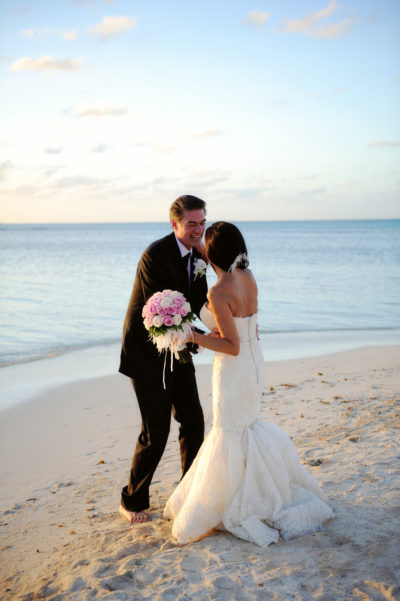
left=1, top=220, right=399, bottom=374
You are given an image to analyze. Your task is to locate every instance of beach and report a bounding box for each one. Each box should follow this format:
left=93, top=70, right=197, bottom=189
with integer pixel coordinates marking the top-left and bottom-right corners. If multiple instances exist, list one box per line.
left=1, top=0, right=399, bottom=594
left=1, top=345, right=399, bottom=601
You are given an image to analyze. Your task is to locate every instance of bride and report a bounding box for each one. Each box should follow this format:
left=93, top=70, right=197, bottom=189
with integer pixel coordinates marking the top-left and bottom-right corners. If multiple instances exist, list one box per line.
left=164, top=221, right=334, bottom=547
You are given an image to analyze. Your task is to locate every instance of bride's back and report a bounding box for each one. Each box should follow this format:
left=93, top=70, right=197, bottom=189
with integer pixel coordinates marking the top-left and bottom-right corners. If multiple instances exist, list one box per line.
left=216, top=268, right=258, bottom=318
left=205, top=221, right=258, bottom=319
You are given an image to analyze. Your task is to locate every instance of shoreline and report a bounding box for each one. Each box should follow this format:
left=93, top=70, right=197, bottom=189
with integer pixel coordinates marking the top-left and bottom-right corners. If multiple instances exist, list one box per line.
left=0, top=345, right=399, bottom=600
left=1, top=327, right=399, bottom=412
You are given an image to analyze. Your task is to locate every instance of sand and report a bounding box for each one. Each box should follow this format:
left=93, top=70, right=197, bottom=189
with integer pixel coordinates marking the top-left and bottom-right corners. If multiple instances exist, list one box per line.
left=0, top=346, right=399, bottom=601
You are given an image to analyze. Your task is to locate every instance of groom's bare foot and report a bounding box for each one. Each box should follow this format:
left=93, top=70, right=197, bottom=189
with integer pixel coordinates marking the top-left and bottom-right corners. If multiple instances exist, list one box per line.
left=119, top=505, right=150, bottom=524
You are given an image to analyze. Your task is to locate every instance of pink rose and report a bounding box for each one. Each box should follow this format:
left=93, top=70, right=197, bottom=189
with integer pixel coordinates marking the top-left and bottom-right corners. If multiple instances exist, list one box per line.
left=179, top=307, right=188, bottom=317
left=173, top=297, right=184, bottom=308
left=163, top=316, right=174, bottom=327
left=142, top=306, right=148, bottom=318
left=167, top=306, right=175, bottom=315
left=148, top=302, right=157, bottom=316
left=158, top=306, right=167, bottom=316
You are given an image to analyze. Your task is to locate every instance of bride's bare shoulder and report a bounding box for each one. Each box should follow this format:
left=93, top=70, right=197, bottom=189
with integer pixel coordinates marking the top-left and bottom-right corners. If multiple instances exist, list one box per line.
left=207, top=282, right=230, bottom=305
left=238, top=268, right=258, bottom=289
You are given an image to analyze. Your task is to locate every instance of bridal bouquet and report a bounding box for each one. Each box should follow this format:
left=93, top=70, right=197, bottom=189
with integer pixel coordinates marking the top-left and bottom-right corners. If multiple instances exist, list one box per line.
left=142, top=290, right=195, bottom=366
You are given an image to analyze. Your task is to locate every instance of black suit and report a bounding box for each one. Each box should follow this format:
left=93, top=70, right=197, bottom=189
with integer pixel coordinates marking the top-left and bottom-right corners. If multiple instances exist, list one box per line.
left=119, top=232, right=207, bottom=512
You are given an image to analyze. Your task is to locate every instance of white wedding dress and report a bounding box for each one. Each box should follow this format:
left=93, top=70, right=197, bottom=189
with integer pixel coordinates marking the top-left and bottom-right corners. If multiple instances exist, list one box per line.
left=164, top=305, right=334, bottom=546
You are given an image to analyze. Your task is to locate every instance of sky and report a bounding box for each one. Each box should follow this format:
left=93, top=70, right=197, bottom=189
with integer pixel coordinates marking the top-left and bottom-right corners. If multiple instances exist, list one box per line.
left=0, top=0, right=399, bottom=223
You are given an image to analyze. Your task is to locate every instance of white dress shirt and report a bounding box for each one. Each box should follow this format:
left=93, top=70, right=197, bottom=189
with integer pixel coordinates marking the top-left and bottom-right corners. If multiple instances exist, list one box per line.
left=174, top=234, right=192, bottom=280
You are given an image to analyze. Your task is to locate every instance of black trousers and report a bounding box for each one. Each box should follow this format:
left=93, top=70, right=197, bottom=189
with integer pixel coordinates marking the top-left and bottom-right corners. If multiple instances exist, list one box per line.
left=121, top=361, right=204, bottom=512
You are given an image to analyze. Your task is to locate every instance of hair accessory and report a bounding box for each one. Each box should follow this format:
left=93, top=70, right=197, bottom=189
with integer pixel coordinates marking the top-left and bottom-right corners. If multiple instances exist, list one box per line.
left=228, top=252, right=248, bottom=273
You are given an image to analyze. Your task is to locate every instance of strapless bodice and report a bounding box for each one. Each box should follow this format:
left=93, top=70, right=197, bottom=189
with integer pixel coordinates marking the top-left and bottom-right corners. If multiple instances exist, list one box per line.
left=199, top=304, right=258, bottom=342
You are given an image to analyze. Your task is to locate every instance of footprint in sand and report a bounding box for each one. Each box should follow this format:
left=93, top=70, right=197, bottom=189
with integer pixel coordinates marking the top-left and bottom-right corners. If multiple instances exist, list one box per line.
left=160, top=586, right=186, bottom=601
left=211, top=575, right=237, bottom=591
left=72, top=558, right=89, bottom=568
left=92, top=562, right=116, bottom=578
left=305, top=458, right=324, bottom=466
left=179, top=557, right=207, bottom=572
left=354, top=580, right=400, bottom=601
left=4, top=503, right=23, bottom=514
left=177, top=556, right=207, bottom=585
left=65, top=576, right=88, bottom=593
left=51, top=481, right=74, bottom=492
left=220, top=549, right=254, bottom=564
left=101, top=571, right=135, bottom=592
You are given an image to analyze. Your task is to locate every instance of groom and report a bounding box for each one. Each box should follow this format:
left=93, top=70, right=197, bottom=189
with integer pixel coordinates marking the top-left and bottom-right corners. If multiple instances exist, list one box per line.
left=119, top=195, right=208, bottom=523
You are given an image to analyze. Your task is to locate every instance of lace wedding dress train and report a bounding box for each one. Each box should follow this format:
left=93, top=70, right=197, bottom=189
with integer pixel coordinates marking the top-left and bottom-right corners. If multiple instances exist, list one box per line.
left=164, top=305, right=334, bottom=546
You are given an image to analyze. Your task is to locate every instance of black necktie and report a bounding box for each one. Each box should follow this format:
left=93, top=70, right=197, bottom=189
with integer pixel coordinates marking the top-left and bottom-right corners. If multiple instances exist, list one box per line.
left=183, top=253, right=191, bottom=287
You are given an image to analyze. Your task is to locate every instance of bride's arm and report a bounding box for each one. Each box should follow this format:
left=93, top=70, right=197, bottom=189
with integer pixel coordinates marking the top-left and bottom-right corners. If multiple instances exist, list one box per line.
left=191, top=290, right=240, bottom=356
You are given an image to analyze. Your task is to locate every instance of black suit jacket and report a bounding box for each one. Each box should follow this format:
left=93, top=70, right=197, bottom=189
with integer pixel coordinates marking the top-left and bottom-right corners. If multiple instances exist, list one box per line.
left=119, top=232, right=208, bottom=378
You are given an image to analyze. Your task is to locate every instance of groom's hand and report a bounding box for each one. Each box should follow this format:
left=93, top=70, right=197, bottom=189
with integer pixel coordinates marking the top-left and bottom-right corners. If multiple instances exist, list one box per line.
left=187, top=326, right=205, bottom=354
left=191, top=239, right=205, bottom=255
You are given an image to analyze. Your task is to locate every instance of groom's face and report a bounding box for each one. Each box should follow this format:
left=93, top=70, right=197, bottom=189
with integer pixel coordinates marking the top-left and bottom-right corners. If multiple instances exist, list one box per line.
left=171, top=209, right=206, bottom=250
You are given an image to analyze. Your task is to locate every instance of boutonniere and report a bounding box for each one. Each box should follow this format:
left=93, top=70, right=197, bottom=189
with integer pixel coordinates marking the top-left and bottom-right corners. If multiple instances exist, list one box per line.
left=193, top=258, right=207, bottom=280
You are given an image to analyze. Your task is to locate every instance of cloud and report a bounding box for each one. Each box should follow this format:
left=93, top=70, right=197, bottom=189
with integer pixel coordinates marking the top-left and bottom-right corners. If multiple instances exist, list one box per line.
left=302, top=187, right=327, bottom=195
left=6, top=184, right=40, bottom=197
left=63, top=30, right=78, bottom=41
left=299, top=173, right=320, bottom=180
left=233, top=186, right=270, bottom=197
left=155, top=144, right=174, bottom=155
left=56, top=175, right=103, bottom=188
left=18, top=28, right=78, bottom=41
left=0, top=56, right=12, bottom=63
left=19, top=29, right=34, bottom=38
left=44, top=164, right=65, bottom=176
left=66, top=105, right=127, bottom=117
left=282, top=1, right=352, bottom=39
left=184, top=169, right=230, bottom=188
left=0, top=160, right=13, bottom=181
left=313, top=18, right=352, bottom=38
left=10, top=55, right=83, bottom=72
left=45, top=147, right=64, bottom=154
left=242, top=10, right=271, bottom=28
left=88, top=16, right=137, bottom=40
left=284, top=0, right=338, bottom=31
left=151, top=176, right=175, bottom=186
left=91, top=143, right=112, bottom=153
left=369, top=140, right=400, bottom=148
left=19, top=28, right=52, bottom=38
left=188, top=129, right=223, bottom=138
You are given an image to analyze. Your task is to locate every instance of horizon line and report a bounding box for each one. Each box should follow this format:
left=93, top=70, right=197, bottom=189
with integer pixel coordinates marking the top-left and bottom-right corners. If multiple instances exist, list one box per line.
left=1, top=217, right=400, bottom=226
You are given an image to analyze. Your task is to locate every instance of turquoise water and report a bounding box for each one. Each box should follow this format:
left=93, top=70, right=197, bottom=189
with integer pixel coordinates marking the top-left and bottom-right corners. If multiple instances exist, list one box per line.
left=1, top=220, right=399, bottom=367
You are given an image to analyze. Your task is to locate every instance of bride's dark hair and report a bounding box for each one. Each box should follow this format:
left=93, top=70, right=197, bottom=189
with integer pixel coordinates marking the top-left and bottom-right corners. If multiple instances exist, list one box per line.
left=205, top=222, right=249, bottom=272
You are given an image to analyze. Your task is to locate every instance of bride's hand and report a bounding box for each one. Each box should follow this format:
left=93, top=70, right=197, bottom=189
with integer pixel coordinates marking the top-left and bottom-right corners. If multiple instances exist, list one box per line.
left=208, top=328, right=221, bottom=339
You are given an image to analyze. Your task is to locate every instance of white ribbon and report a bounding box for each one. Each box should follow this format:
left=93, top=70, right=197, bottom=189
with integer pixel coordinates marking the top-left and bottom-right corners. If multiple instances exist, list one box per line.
left=150, top=322, right=194, bottom=389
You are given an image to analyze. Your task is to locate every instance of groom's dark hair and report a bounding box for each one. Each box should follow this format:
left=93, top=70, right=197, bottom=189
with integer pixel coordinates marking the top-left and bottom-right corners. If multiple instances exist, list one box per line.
left=170, top=195, right=206, bottom=222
